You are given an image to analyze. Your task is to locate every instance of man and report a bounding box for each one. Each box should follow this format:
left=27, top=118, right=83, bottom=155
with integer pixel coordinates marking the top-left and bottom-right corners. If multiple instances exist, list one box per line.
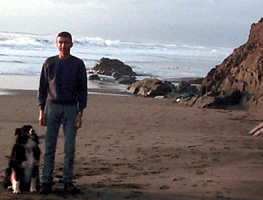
left=38, top=32, right=87, bottom=194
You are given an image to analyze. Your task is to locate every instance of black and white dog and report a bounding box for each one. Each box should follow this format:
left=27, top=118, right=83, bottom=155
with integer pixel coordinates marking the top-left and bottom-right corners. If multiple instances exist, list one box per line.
left=3, top=125, right=41, bottom=193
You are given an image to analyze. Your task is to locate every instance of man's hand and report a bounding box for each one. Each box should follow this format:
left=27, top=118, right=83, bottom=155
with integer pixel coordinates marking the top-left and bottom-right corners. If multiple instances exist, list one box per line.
left=75, top=114, right=82, bottom=129
left=39, top=110, right=46, bottom=126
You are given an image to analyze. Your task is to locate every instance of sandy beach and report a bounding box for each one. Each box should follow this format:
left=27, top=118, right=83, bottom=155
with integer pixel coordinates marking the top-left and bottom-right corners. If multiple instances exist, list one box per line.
left=0, top=87, right=263, bottom=200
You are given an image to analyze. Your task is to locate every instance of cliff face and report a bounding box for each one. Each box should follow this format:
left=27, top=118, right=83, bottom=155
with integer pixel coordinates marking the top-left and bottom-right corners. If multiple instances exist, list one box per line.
left=201, top=18, right=263, bottom=111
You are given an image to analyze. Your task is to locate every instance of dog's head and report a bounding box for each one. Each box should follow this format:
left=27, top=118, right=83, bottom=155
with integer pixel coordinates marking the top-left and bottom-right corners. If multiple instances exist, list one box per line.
left=15, top=125, right=39, bottom=145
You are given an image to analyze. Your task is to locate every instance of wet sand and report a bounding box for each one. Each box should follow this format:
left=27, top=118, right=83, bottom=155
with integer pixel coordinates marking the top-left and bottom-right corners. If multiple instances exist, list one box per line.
left=0, top=89, right=263, bottom=199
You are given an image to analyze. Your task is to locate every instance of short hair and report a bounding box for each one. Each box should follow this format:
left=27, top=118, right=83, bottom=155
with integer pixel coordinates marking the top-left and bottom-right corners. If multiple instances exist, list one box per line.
left=57, top=32, right=72, bottom=42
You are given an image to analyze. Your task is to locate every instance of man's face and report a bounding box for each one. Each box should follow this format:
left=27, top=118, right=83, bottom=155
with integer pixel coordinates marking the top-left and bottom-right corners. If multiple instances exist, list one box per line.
left=56, top=36, right=73, bottom=55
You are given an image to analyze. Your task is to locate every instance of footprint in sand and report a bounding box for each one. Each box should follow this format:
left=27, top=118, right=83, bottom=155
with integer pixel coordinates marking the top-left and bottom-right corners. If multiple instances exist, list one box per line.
left=160, top=185, right=170, bottom=190
left=173, top=177, right=185, bottom=181
left=196, top=169, right=205, bottom=175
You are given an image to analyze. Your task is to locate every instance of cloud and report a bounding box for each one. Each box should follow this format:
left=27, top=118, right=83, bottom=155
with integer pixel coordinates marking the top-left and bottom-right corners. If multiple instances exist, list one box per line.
left=46, top=0, right=105, bottom=9
left=0, top=0, right=262, bottom=48
left=47, top=0, right=88, bottom=5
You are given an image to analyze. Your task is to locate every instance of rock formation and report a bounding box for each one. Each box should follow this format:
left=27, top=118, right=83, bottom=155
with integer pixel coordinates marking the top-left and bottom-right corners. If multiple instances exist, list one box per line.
left=92, top=57, right=137, bottom=77
left=89, top=74, right=100, bottom=80
left=185, top=18, right=263, bottom=111
left=126, top=78, right=173, bottom=97
left=91, top=57, right=137, bottom=84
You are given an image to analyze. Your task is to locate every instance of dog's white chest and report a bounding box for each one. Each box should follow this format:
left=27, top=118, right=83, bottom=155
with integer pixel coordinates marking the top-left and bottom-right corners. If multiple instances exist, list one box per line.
left=25, top=140, right=37, bottom=150
left=23, top=140, right=39, bottom=183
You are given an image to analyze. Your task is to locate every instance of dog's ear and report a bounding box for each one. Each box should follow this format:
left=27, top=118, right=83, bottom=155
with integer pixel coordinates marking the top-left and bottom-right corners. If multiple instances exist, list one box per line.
left=15, top=128, right=21, bottom=136
left=23, top=125, right=33, bottom=132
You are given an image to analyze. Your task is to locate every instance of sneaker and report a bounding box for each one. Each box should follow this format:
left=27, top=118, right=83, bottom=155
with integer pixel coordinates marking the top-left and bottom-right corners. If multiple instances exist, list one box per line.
left=63, top=183, right=80, bottom=193
left=40, top=183, right=53, bottom=194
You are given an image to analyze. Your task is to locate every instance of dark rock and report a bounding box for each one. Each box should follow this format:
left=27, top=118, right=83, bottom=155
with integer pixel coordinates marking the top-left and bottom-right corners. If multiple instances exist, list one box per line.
left=173, top=80, right=200, bottom=103
left=93, top=57, right=137, bottom=77
left=187, top=78, right=204, bottom=85
left=175, top=92, right=199, bottom=106
left=214, top=89, right=243, bottom=106
left=176, top=81, right=199, bottom=94
left=115, top=76, right=136, bottom=84
left=177, top=81, right=191, bottom=93
left=197, top=89, right=243, bottom=109
left=112, top=72, right=123, bottom=79
left=179, top=89, right=243, bottom=109
left=89, top=74, right=100, bottom=80
left=126, top=78, right=173, bottom=97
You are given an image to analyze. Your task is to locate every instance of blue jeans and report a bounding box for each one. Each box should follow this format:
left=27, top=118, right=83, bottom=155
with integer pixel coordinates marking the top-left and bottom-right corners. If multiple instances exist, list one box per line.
left=42, top=102, right=77, bottom=184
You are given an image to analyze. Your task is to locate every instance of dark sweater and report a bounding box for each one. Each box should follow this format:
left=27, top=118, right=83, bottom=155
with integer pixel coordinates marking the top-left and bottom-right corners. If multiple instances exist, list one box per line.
left=38, top=55, right=87, bottom=112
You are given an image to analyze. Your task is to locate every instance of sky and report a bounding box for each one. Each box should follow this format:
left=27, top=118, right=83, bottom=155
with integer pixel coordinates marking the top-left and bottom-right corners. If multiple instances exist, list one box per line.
left=1, top=0, right=263, bottom=48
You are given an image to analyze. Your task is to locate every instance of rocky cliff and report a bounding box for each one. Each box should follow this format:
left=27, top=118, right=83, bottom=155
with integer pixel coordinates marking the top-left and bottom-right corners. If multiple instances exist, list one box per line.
left=198, top=18, right=263, bottom=111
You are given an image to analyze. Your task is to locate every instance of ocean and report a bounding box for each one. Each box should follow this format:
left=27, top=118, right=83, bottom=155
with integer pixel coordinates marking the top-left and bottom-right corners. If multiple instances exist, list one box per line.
left=0, top=31, right=233, bottom=91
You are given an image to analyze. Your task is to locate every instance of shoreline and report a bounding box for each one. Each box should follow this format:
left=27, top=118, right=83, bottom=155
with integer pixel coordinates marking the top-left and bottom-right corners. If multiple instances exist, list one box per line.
left=0, top=74, right=131, bottom=96
left=0, top=74, right=204, bottom=91
left=0, top=74, right=204, bottom=98
left=0, top=89, right=262, bottom=199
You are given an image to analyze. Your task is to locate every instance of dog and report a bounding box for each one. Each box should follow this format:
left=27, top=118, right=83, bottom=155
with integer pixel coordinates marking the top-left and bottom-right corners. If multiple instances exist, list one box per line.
left=3, top=125, right=41, bottom=193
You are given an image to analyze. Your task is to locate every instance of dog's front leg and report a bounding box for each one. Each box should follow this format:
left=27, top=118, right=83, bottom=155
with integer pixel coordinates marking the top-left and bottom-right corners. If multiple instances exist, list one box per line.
left=30, top=165, right=39, bottom=193
left=30, top=177, right=37, bottom=193
left=11, top=170, right=21, bottom=194
left=12, top=180, right=20, bottom=194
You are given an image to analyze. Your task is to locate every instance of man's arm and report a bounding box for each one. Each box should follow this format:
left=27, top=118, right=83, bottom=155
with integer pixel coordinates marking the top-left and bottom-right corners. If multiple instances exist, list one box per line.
left=75, top=112, right=82, bottom=129
left=38, top=62, right=48, bottom=110
left=38, top=62, right=48, bottom=126
left=39, top=110, right=46, bottom=126
left=75, top=60, right=87, bottom=129
left=77, top=60, right=88, bottom=113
